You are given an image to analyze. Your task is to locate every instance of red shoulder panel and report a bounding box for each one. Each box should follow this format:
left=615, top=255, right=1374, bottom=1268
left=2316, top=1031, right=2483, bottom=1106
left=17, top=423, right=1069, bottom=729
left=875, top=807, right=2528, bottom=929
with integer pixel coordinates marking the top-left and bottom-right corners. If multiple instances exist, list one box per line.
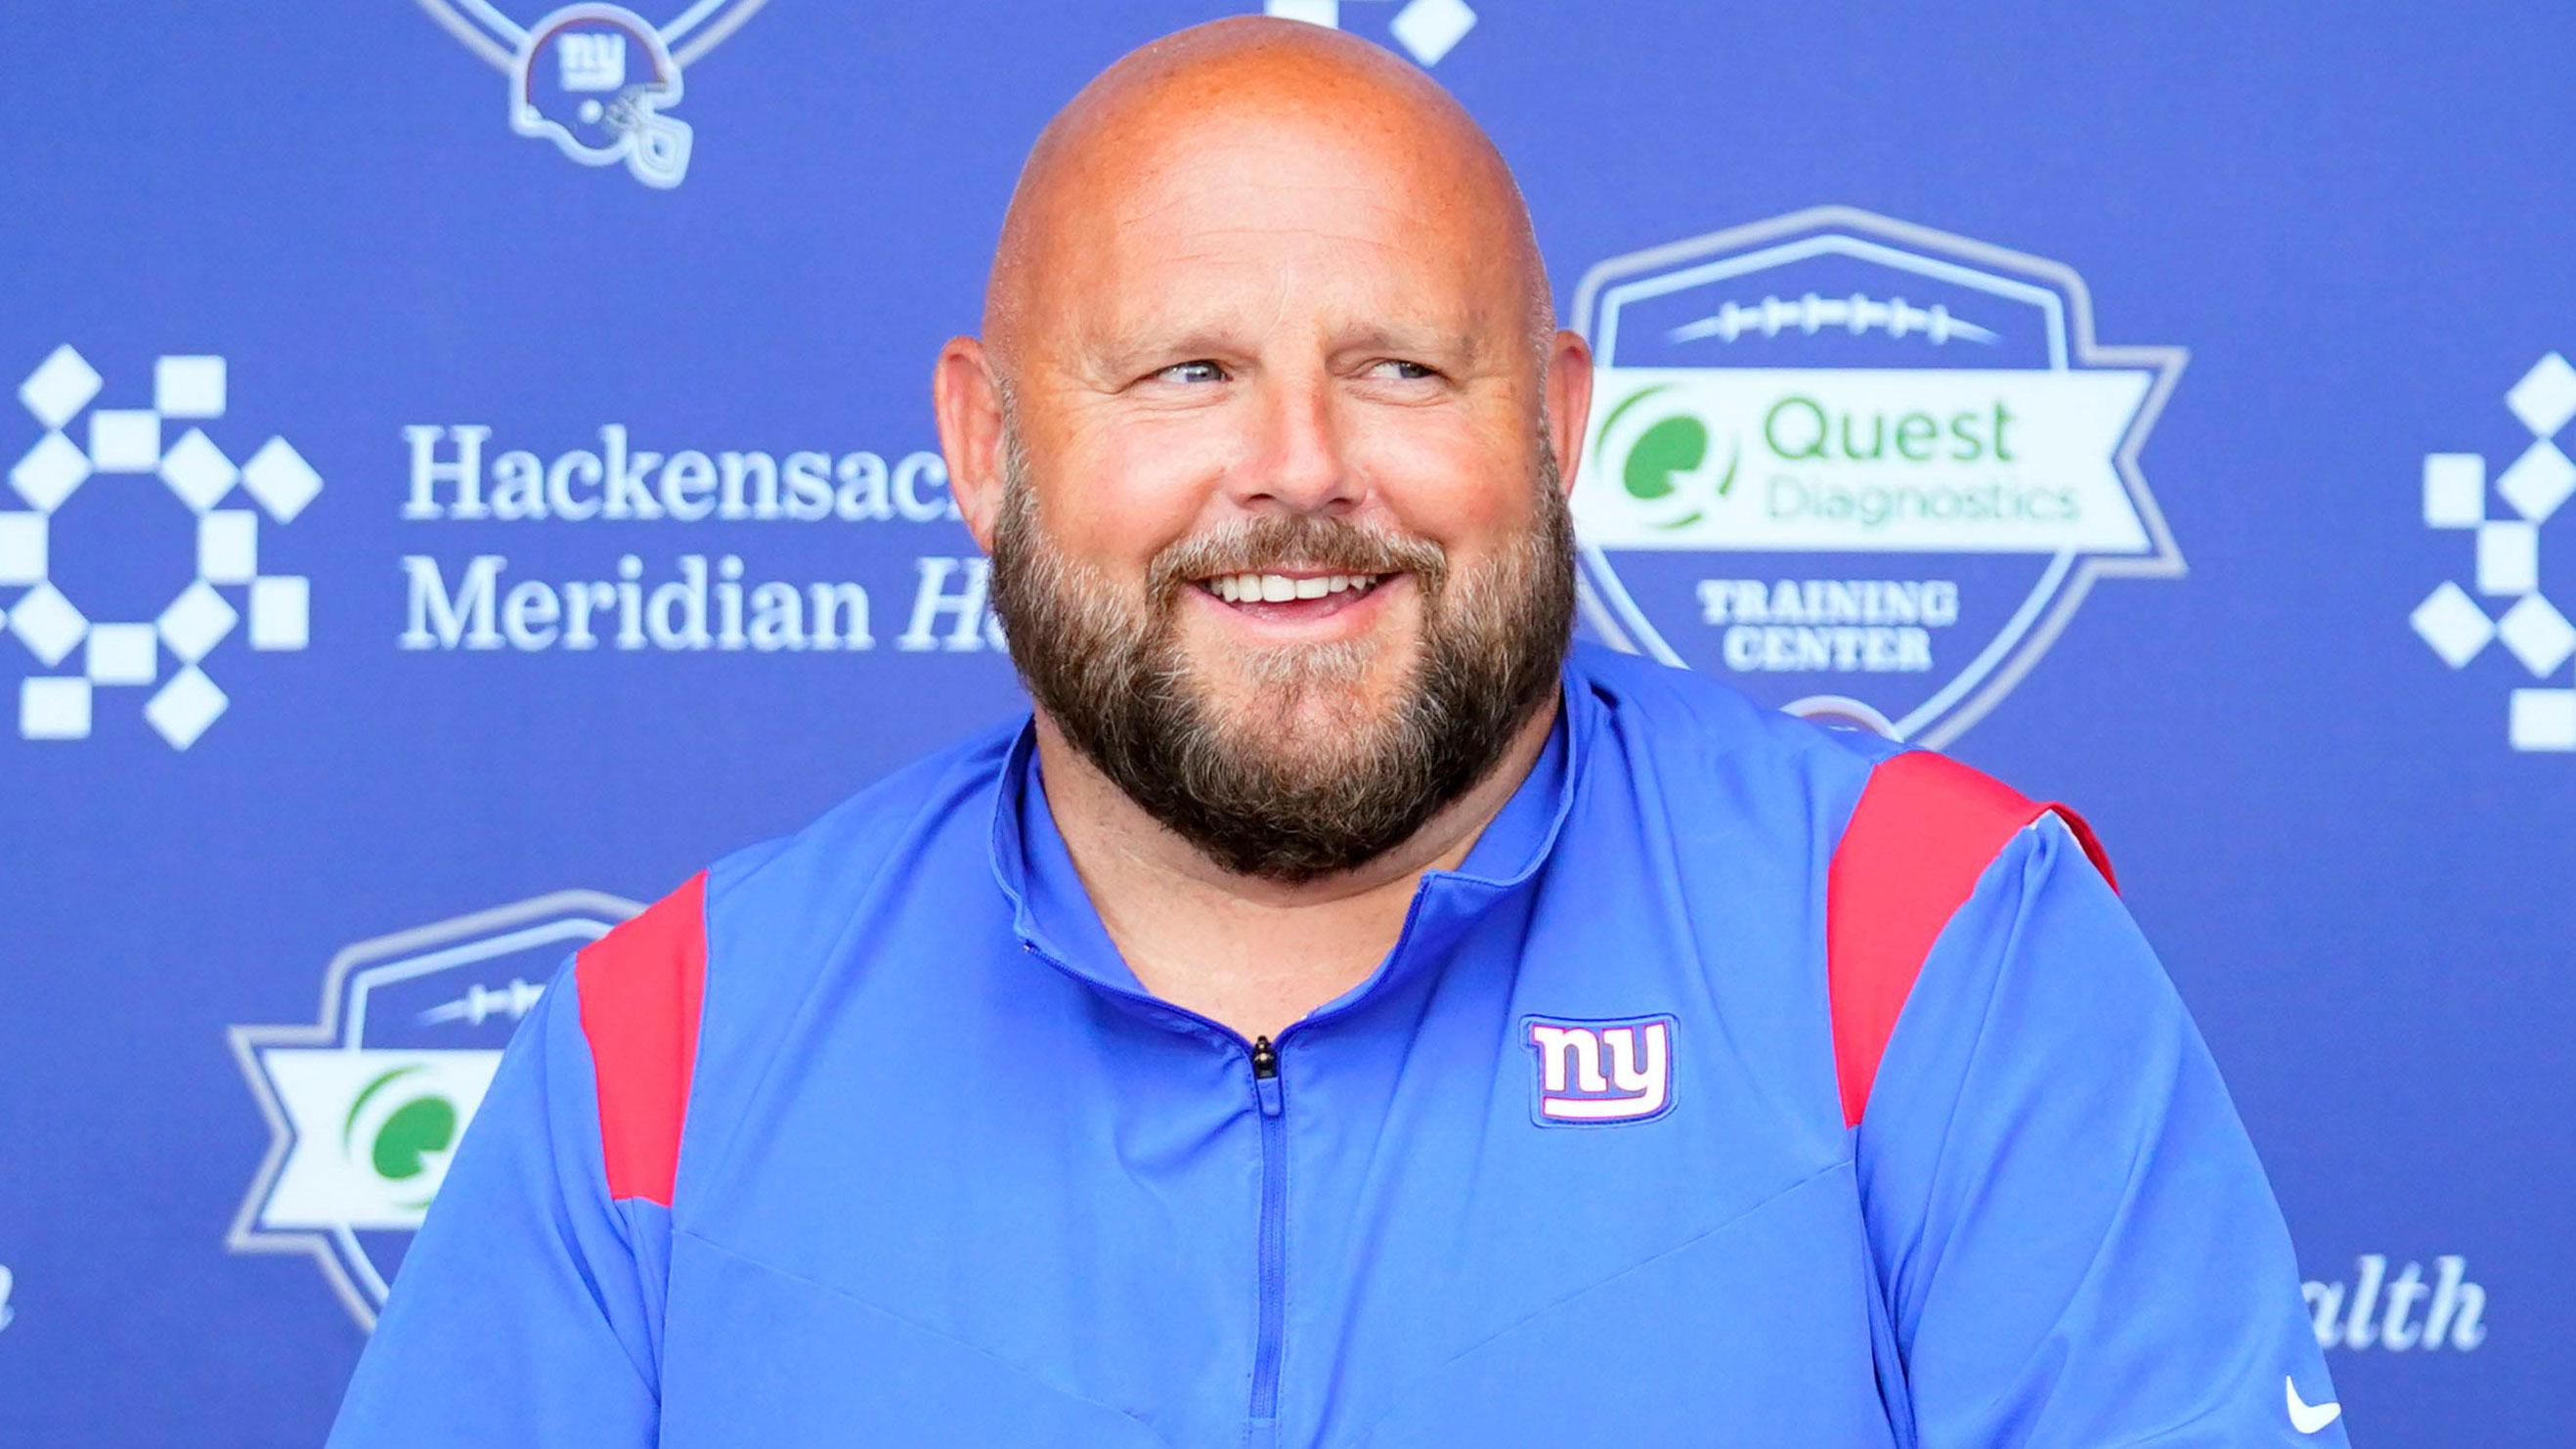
left=1827, top=752, right=2114, bottom=1128
left=575, top=872, right=708, bottom=1207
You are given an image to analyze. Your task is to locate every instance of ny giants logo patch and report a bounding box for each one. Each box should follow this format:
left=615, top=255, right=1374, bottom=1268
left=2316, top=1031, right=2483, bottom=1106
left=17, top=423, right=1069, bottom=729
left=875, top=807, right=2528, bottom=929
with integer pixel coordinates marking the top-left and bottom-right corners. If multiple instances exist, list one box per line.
left=1522, top=1014, right=1676, bottom=1125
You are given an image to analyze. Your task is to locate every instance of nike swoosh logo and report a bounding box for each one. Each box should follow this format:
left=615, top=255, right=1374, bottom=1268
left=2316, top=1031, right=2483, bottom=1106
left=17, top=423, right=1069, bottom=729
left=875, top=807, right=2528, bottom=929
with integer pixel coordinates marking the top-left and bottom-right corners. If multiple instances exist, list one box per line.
left=2287, top=1375, right=2341, bottom=1434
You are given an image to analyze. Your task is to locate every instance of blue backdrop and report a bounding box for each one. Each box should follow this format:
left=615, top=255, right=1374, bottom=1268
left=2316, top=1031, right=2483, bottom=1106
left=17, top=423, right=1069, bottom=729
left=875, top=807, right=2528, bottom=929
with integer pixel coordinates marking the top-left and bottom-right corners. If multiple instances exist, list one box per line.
left=1, top=2, right=2567, bottom=1442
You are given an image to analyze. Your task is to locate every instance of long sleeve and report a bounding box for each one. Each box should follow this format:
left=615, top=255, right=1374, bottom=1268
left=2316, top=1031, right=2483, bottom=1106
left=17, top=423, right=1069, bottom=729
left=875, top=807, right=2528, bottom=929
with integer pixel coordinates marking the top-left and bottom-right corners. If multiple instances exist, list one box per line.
left=1855, top=815, right=2345, bottom=1446
left=326, top=955, right=665, bottom=1446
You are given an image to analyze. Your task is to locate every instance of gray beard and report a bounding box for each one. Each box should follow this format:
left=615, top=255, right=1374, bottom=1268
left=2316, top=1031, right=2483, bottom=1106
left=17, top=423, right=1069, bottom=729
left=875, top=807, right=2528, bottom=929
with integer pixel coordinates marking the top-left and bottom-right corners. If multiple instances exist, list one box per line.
left=986, top=433, right=1576, bottom=884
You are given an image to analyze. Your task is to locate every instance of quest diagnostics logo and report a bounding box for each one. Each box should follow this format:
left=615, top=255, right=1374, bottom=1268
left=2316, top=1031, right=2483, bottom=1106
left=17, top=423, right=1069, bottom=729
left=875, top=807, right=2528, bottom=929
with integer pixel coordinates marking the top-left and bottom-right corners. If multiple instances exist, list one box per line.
left=229, top=891, right=638, bottom=1328
left=1572, top=208, right=2185, bottom=744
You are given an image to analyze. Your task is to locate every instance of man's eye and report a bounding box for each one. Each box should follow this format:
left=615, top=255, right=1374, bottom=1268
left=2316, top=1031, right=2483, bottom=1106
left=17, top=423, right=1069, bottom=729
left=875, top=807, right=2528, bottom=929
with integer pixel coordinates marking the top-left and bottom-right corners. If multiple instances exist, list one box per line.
left=1154, top=360, right=1229, bottom=384
left=1369, top=359, right=1439, bottom=381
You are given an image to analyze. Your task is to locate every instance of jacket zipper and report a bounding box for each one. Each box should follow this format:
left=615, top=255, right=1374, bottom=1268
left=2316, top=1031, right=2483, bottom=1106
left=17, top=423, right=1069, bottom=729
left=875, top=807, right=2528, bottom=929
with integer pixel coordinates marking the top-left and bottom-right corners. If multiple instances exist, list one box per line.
left=1013, top=938, right=1338, bottom=1442
left=1248, top=1033, right=1288, bottom=1440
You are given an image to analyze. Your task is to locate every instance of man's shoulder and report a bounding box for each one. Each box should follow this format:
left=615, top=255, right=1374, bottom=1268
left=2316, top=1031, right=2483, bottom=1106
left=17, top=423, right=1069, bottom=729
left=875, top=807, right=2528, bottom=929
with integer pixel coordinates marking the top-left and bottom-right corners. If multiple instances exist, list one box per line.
left=1564, top=641, right=2094, bottom=878
left=555, top=720, right=1028, bottom=1207
left=1568, top=640, right=1905, bottom=810
left=573, top=718, right=1025, bottom=997
left=705, top=715, right=1026, bottom=925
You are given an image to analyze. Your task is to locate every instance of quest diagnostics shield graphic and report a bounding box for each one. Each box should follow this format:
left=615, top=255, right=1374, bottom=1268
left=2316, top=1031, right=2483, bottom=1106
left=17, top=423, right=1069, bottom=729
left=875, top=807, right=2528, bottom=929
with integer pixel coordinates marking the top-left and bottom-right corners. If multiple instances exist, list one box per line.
left=230, top=891, right=638, bottom=1328
left=1572, top=208, right=2185, bottom=743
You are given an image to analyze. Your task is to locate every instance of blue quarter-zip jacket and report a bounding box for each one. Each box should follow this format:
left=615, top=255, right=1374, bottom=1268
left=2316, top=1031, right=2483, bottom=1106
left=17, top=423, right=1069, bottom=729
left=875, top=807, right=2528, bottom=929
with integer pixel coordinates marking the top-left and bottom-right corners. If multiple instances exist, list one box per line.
left=329, top=642, right=2345, bottom=1446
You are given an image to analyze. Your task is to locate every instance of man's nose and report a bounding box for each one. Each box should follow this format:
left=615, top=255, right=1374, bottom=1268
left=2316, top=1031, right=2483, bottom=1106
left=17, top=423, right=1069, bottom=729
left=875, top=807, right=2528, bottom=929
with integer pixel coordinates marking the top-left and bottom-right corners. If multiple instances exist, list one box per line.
left=1230, top=373, right=1360, bottom=514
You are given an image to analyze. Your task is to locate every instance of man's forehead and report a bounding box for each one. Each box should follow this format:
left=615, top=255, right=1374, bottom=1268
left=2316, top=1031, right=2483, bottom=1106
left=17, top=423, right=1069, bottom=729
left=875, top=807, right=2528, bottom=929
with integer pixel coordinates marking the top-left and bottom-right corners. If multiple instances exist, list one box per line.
left=986, top=19, right=1543, bottom=366
left=1059, top=157, right=1496, bottom=329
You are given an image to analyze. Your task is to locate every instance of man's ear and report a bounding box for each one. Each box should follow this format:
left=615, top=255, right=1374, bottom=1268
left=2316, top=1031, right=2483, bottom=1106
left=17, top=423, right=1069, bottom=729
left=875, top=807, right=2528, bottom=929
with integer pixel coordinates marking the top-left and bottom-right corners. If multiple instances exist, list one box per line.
left=934, top=336, right=1006, bottom=551
left=1544, top=328, right=1594, bottom=499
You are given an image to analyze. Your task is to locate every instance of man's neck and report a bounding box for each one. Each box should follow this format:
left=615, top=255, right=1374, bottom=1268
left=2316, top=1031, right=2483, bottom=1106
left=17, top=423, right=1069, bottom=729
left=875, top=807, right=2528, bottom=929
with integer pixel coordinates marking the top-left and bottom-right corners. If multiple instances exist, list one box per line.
left=1033, top=699, right=1558, bottom=1043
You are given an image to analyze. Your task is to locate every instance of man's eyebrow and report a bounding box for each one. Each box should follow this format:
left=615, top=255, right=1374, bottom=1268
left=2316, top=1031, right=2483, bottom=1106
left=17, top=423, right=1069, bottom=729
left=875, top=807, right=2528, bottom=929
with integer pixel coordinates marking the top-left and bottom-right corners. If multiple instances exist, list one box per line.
left=1336, top=324, right=1481, bottom=362
left=1082, top=320, right=1488, bottom=374
left=1087, top=324, right=1247, bottom=369
left=1069, top=311, right=1264, bottom=379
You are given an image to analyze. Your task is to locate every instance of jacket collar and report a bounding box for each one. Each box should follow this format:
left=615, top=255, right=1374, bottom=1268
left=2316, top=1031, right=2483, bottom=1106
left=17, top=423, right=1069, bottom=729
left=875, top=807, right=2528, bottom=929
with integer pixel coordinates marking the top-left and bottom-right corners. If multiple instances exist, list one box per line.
left=986, top=666, right=1594, bottom=1032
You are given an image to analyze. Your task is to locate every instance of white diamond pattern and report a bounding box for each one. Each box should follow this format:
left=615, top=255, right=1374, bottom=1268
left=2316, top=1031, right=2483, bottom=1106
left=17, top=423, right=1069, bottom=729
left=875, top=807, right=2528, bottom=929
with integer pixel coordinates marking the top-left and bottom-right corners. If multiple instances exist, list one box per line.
left=2497, top=594, right=2576, bottom=678
left=2495, top=439, right=2576, bottom=524
left=240, top=437, right=322, bottom=522
left=9, top=583, right=88, bottom=667
left=19, top=346, right=103, bottom=429
left=157, top=582, right=239, bottom=663
left=12, top=431, right=92, bottom=512
left=144, top=666, right=227, bottom=750
left=1389, top=0, right=1475, bottom=64
left=2412, top=582, right=2494, bottom=669
left=2420, top=354, right=2576, bottom=752
left=159, top=428, right=239, bottom=512
left=2507, top=352, right=2576, bottom=438
left=1261, top=0, right=1476, bottom=66
left=3, top=347, right=316, bottom=745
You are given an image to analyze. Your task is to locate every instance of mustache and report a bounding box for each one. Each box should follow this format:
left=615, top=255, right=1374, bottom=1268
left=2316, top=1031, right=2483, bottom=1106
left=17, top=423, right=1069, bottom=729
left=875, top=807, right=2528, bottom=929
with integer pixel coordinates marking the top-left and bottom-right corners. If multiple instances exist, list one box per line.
left=1146, top=514, right=1448, bottom=599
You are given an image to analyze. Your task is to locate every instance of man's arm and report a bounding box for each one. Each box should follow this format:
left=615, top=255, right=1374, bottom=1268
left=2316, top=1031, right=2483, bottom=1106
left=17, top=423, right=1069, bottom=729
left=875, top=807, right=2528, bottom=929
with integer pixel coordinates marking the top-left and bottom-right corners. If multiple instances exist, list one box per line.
left=1854, top=814, right=2344, bottom=1447
left=326, top=952, right=667, bottom=1446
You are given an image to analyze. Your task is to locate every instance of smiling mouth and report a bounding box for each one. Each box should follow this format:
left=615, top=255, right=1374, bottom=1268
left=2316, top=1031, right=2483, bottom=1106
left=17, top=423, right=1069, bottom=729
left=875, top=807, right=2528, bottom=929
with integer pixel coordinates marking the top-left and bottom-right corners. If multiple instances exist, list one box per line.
left=1195, top=571, right=1392, bottom=605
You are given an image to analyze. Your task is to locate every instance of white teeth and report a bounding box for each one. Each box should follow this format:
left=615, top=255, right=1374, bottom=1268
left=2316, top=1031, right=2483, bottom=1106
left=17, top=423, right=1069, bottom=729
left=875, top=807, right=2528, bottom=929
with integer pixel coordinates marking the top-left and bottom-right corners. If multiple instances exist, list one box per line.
left=1204, top=571, right=1386, bottom=603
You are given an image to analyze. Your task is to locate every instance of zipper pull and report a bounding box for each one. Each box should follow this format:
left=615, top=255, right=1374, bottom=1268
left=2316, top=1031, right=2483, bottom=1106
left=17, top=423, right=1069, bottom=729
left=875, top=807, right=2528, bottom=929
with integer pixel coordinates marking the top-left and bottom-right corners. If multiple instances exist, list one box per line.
left=1250, top=1035, right=1284, bottom=1117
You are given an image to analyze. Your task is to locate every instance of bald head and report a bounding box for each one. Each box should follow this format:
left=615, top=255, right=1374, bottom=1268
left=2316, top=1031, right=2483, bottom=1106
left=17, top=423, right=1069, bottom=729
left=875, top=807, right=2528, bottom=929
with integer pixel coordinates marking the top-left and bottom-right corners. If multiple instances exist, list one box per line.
left=982, top=17, right=1552, bottom=380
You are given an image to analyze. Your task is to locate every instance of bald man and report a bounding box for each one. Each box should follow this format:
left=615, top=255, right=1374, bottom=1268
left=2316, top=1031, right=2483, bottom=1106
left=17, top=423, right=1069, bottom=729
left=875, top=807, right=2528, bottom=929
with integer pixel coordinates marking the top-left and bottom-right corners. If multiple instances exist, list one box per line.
left=330, top=20, right=2342, bottom=1447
